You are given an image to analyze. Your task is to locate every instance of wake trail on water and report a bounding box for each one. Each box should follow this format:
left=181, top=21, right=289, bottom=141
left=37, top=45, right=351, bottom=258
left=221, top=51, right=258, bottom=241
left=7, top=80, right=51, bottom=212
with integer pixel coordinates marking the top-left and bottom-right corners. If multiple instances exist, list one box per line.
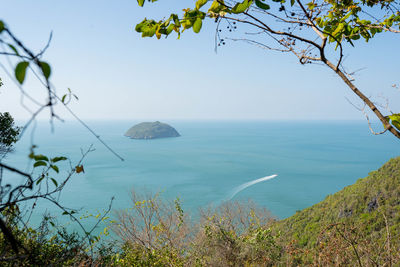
left=228, top=174, right=278, bottom=200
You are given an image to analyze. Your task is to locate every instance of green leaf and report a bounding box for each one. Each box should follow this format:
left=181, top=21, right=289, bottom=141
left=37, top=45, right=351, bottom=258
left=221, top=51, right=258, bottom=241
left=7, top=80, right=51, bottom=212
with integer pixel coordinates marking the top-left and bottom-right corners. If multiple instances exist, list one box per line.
left=388, top=113, right=400, bottom=121
left=166, top=24, right=175, bottom=35
left=36, top=175, right=45, bottom=185
left=0, top=21, right=4, bottom=33
left=255, top=0, right=270, bottom=10
left=135, top=19, right=146, bottom=32
left=142, top=25, right=157, bottom=37
left=193, top=17, right=203, bottom=33
left=138, top=20, right=158, bottom=37
left=137, top=0, right=145, bottom=7
left=62, top=211, right=69, bottom=215
left=182, top=19, right=192, bottom=30
left=50, top=178, right=58, bottom=187
left=33, top=161, right=47, bottom=168
left=8, top=44, right=19, bottom=55
left=340, top=11, right=352, bottom=22
left=34, top=154, right=49, bottom=162
left=291, top=0, right=295, bottom=6
left=307, top=2, right=315, bottom=10
left=332, top=23, right=345, bottom=38
left=232, top=0, right=253, bottom=14
left=171, top=14, right=181, bottom=27
left=51, top=156, right=67, bottom=163
left=15, top=61, right=29, bottom=84
left=393, top=120, right=400, bottom=131
left=196, top=0, right=208, bottom=10
left=388, top=113, right=400, bottom=131
left=208, top=0, right=225, bottom=13
left=50, top=165, right=59, bottom=173
left=39, top=61, right=51, bottom=80
left=61, top=94, right=67, bottom=103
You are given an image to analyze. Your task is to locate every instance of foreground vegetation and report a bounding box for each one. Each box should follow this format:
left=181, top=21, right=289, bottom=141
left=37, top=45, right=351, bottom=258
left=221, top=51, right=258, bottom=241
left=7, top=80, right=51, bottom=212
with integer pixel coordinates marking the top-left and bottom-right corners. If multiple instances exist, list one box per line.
left=1, top=156, right=399, bottom=266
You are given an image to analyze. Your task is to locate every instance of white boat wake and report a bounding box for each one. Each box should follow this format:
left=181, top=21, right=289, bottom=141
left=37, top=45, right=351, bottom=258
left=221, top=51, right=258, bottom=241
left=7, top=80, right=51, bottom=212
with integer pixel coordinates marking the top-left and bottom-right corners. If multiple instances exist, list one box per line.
left=228, top=174, right=278, bottom=200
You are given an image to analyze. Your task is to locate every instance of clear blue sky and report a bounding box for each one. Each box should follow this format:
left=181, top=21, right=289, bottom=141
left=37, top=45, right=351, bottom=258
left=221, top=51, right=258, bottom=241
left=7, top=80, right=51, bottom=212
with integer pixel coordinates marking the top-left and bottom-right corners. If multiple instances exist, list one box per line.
left=0, top=0, right=399, bottom=121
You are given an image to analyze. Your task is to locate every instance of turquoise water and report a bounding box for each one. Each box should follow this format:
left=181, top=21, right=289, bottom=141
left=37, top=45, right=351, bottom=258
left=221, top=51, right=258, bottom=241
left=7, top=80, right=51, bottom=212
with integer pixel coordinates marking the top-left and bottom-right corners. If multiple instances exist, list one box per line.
left=3, top=120, right=399, bottom=227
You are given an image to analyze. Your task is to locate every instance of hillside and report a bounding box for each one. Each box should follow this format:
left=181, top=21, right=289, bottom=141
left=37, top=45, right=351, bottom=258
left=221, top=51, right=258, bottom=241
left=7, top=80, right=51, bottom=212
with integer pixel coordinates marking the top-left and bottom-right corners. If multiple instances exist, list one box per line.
left=272, top=156, right=400, bottom=264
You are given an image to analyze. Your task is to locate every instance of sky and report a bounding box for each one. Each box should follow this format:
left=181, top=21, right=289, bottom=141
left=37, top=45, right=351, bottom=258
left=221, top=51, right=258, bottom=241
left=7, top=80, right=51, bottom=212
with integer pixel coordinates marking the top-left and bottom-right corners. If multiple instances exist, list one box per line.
left=0, top=0, right=399, bottom=121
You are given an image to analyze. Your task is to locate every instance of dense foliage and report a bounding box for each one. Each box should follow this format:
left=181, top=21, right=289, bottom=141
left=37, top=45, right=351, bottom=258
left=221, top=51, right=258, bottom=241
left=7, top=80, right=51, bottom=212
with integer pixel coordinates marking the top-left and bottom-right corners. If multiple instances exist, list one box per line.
left=135, top=0, right=400, bottom=41
left=0, top=208, right=86, bottom=266
left=0, top=112, right=20, bottom=156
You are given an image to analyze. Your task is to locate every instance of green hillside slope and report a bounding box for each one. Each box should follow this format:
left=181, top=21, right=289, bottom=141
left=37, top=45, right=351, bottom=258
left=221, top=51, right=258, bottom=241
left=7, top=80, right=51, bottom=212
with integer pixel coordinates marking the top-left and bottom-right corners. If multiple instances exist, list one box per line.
left=272, top=156, right=400, bottom=265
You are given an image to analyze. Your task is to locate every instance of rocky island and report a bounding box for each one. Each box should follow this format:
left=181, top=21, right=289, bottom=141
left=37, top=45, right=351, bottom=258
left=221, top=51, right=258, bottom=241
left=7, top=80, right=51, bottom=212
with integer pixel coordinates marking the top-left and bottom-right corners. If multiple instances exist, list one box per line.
left=124, top=121, right=180, bottom=139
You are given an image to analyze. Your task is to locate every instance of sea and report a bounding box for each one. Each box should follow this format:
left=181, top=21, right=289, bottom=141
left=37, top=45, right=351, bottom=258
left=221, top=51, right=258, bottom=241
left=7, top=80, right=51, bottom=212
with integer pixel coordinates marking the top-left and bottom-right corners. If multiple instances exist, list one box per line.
left=2, top=120, right=399, bottom=232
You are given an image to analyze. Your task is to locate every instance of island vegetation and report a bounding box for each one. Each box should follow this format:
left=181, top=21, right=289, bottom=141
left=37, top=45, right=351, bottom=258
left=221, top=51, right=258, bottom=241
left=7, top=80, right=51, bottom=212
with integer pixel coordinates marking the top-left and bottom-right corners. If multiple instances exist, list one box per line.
left=125, top=121, right=181, bottom=139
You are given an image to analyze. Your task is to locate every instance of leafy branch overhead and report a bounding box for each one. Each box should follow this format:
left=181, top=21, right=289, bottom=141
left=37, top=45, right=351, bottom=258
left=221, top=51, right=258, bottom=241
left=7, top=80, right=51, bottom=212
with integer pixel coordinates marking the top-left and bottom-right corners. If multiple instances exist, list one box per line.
left=135, top=0, right=400, bottom=42
left=135, top=0, right=400, bottom=139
